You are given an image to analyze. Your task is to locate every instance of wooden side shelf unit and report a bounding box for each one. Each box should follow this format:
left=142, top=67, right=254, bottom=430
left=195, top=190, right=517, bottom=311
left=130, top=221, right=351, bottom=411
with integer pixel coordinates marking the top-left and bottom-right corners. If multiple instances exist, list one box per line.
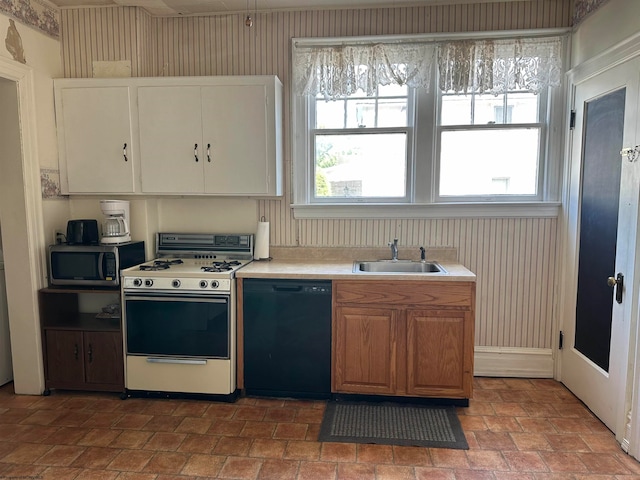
left=39, top=287, right=125, bottom=394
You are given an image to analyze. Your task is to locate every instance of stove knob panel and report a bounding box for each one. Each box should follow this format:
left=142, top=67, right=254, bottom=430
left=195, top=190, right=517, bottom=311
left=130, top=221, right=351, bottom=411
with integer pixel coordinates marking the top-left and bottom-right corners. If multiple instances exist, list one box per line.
left=133, top=278, right=142, bottom=287
left=144, top=279, right=154, bottom=287
left=172, top=279, right=181, bottom=288
left=211, top=280, right=220, bottom=289
left=199, top=280, right=208, bottom=289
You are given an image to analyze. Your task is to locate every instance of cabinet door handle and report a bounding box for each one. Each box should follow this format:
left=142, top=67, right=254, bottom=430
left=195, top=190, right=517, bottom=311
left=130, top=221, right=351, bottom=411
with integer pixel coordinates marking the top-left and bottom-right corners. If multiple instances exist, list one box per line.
left=74, top=344, right=79, bottom=360
left=194, top=143, right=199, bottom=162
left=88, top=344, right=93, bottom=363
left=207, top=143, right=211, bottom=163
left=123, top=143, right=128, bottom=162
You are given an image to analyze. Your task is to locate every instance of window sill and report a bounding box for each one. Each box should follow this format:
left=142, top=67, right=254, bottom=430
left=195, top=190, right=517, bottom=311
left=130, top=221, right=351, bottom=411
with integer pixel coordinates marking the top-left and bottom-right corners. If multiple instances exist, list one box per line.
left=291, top=202, right=561, bottom=219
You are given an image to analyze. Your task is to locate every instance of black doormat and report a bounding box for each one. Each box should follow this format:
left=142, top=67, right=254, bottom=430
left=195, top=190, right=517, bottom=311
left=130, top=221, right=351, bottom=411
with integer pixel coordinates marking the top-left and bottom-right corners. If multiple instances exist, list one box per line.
left=318, top=400, right=468, bottom=449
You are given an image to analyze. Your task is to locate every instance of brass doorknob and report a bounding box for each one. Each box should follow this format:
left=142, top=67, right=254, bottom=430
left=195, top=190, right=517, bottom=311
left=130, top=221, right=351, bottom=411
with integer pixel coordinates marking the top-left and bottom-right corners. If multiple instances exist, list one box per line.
left=608, top=276, right=618, bottom=287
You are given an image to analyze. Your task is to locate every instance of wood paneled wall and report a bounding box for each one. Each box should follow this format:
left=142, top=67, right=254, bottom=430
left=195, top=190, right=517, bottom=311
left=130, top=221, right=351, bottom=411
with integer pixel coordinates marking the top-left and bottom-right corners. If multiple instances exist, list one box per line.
left=59, top=1, right=570, bottom=350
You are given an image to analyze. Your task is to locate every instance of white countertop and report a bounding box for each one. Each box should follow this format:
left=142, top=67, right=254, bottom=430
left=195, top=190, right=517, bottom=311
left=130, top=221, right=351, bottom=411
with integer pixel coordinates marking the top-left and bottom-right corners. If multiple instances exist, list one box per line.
left=236, top=259, right=476, bottom=282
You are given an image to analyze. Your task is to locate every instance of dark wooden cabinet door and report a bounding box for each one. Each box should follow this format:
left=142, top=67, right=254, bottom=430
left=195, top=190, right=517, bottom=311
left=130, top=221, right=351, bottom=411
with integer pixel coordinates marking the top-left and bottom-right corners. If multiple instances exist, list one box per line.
left=83, top=331, right=124, bottom=387
left=45, top=330, right=84, bottom=385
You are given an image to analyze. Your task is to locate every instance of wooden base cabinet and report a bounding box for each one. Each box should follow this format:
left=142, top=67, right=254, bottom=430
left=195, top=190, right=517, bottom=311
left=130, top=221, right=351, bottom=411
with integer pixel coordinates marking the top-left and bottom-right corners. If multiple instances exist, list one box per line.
left=39, top=288, right=124, bottom=394
left=333, top=281, right=475, bottom=400
left=44, top=330, right=123, bottom=390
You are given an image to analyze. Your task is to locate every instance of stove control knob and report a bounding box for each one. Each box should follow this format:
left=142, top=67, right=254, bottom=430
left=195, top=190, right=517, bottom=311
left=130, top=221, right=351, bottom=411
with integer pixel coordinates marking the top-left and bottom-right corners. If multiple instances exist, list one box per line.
left=211, top=280, right=219, bottom=289
left=172, top=279, right=181, bottom=288
left=133, top=278, right=142, bottom=287
left=199, top=280, right=208, bottom=289
left=144, top=279, right=154, bottom=287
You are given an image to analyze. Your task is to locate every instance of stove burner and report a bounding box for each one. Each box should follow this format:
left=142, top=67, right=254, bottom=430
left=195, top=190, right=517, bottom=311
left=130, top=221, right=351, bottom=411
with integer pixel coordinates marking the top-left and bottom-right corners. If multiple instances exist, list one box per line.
left=139, top=259, right=184, bottom=271
left=216, top=260, right=241, bottom=267
left=200, top=260, right=241, bottom=273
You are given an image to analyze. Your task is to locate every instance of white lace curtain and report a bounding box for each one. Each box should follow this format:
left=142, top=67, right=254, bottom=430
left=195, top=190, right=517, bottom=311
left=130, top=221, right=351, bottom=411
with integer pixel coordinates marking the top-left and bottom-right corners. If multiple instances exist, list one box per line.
left=292, top=43, right=436, bottom=99
left=292, top=36, right=563, bottom=99
left=438, top=37, right=563, bottom=95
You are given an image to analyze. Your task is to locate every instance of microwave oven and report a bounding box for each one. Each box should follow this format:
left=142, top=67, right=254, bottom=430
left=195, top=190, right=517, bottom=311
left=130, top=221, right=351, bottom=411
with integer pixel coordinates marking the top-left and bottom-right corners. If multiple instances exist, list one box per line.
left=48, top=241, right=145, bottom=287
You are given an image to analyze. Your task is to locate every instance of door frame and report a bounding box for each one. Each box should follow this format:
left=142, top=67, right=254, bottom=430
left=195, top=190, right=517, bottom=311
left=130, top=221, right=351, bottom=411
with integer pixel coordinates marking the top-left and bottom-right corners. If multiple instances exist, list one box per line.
left=0, top=55, right=47, bottom=394
left=557, top=33, right=640, bottom=454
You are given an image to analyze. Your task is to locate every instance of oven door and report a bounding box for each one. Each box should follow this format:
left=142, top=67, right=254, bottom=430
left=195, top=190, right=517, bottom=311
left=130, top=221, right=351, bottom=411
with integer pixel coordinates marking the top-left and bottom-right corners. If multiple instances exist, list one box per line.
left=124, top=291, right=230, bottom=358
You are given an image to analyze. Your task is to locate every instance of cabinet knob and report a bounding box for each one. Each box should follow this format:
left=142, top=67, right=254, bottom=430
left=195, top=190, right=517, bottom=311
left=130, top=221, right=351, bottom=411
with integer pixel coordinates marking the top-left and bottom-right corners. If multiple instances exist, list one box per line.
left=194, top=144, right=199, bottom=162
left=74, top=344, right=79, bottom=360
left=207, top=143, right=211, bottom=163
left=88, top=344, right=93, bottom=363
left=123, top=143, right=128, bottom=162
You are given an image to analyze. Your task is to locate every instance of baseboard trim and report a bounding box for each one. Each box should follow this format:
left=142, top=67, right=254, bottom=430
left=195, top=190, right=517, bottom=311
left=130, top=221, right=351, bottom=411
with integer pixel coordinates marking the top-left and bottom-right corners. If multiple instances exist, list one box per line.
left=474, top=347, right=554, bottom=378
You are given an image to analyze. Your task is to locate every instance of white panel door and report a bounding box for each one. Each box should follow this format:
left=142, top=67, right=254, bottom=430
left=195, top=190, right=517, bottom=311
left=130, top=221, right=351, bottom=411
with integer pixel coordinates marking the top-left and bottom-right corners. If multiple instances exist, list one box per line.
left=201, top=85, right=269, bottom=195
left=561, top=58, right=640, bottom=437
left=138, top=86, right=205, bottom=194
left=59, top=86, right=135, bottom=193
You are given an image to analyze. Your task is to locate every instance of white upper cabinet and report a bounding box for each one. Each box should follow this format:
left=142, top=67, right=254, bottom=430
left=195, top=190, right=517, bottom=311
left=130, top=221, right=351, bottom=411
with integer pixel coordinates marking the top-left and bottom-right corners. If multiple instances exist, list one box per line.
left=138, top=86, right=205, bottom=193
left=54, top=76, right=283, bottom=196
left=55, top=83, right=136, bottom=194
left=201, top=84, right=273, bottom=195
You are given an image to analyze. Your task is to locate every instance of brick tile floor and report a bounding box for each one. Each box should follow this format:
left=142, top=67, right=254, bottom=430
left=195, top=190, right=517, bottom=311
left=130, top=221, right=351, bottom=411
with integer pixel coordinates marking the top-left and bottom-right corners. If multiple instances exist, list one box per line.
left=0, top=378, right=639, bottom=479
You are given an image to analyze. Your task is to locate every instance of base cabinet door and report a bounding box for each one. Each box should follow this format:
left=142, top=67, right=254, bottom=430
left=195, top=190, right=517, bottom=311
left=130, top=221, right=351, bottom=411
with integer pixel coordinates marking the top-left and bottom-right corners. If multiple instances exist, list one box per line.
left=84, top=331, right=124, bottom=387
left=406, top=309, right=471, bottom=398
left=44, top=330, right=85, bottom=386
left=333, top=306, right=398, bottom=395
left=44, top=329, right=124, bottom=392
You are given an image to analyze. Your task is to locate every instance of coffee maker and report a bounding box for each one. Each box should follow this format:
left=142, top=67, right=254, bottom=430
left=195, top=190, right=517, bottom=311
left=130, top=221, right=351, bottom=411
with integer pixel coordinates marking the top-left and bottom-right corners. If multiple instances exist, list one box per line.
left=100, top=199, right=131, bottom=244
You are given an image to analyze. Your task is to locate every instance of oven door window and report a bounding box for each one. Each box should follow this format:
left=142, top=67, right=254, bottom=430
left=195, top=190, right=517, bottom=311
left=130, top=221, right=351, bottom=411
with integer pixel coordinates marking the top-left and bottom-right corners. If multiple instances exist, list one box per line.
left=126, top=295, right=229, bottom=358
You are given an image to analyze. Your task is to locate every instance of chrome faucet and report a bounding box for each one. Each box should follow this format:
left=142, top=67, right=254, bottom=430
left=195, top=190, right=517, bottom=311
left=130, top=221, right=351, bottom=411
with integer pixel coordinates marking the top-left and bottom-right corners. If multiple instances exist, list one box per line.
left=388, top=238, right=399, bottom=261
left=420, top=246, right=426, bottom=262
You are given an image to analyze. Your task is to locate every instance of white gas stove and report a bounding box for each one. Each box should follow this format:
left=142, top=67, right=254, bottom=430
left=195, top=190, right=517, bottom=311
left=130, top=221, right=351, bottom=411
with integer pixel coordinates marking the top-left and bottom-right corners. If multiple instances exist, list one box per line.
left=121, top=232, right=253, bottom=400
left=122, top=233, right=253, bottom=293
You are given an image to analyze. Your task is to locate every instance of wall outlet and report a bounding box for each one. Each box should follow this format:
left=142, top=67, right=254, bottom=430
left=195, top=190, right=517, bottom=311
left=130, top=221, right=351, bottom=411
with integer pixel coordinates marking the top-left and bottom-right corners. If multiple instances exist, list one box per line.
left=53, top=229, right=65, bottom=245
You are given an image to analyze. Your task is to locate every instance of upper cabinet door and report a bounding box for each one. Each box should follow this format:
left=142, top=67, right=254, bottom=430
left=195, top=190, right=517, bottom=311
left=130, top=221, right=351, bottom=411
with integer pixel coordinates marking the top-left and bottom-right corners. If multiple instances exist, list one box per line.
left=138, top=86, right=205, bottom=194
left=54, top=76, right=283, bottom=196
left=57, top=86, right=135, bottom=194
left=201, top=84, right=271, bottom=195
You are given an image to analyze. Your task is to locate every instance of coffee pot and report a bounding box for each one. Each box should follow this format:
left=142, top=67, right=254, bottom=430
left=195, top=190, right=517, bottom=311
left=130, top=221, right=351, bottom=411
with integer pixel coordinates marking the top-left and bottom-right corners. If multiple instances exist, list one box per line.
left=100, top=200, right=131, bottom=244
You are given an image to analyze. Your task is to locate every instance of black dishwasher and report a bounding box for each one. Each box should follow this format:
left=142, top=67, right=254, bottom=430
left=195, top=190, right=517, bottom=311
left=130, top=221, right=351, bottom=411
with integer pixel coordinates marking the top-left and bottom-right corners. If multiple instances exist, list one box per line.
left=242, top=279, right=332, bottom=399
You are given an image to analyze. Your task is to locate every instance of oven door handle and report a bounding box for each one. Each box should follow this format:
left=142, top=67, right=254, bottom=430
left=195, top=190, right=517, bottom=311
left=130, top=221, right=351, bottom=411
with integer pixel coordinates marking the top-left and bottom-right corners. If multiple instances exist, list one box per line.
left=146, top=357, right=208, bottom=365
left=124, top=294, right=227, bottom=303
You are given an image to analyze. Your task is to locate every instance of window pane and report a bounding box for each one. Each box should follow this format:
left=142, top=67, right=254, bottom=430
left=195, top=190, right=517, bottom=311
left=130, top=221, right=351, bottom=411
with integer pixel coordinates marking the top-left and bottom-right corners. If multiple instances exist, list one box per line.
left=378, top=99, right=408, bottom=127
left=439, top=128, right=540, bottom=196
left=441, top=94, right=472, bottom=125
left=346, top=99, right=376, bottom=128
left=474, top=94, right=506, bottom=124
left=316, top=100, right=345, bottom=129
left=507, top=92, right=539, bottom=123
left=315, top=133, right=407, bottom=198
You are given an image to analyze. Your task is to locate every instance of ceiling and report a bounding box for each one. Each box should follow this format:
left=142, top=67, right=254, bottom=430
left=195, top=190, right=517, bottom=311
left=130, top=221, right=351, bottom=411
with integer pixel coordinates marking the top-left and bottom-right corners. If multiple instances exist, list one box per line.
left=46, top=0, right=518, bottom=17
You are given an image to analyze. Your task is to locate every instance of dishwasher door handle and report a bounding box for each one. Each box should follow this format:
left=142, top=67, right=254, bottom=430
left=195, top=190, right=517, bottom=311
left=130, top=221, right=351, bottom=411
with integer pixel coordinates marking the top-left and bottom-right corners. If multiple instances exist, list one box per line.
left=272, top=285, right=303, bottom=292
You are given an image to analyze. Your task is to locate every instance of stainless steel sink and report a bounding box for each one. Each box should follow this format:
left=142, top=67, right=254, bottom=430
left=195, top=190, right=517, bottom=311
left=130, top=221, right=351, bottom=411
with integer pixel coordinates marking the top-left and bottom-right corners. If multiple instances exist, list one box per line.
left=353, top=260, right=447, bottom=274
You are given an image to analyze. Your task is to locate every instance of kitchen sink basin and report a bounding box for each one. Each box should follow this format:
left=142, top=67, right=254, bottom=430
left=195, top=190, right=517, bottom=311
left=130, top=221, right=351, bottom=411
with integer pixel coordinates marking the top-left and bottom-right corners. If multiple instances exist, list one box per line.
left=353, top=260, right=447, bottom=274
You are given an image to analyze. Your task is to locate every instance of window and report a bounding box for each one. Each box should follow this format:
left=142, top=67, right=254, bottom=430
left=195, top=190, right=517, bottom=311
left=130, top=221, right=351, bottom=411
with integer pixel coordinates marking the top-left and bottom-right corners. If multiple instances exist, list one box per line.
left=438, top=89, right=547, bottom=200
left=312, top=84, right=412, bottom=202
left=291, top=34, right=565, bottom=215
